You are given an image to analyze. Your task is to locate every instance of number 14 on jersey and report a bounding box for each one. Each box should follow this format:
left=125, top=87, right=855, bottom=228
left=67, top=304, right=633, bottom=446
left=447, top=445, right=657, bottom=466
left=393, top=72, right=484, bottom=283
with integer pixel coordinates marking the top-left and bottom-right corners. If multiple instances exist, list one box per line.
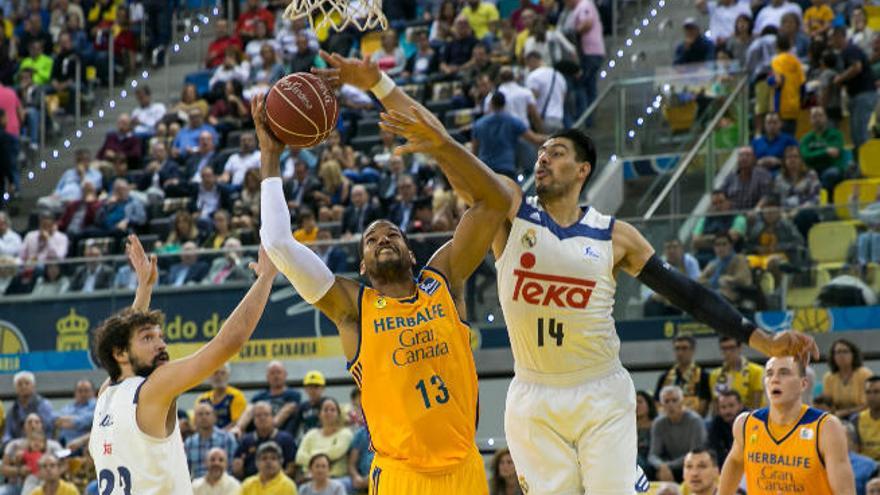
left=537, top=318, right=564, bottom=347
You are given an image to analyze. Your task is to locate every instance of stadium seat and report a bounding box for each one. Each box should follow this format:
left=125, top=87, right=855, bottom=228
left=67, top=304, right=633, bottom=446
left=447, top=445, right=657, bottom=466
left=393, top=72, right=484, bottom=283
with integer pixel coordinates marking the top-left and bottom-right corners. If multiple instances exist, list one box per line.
left=183, top=70, right=214, bottom=98
left=149, top=217, right=172, bottom=240
left=808, top=220, right=859, bottom=271
left=785, top=267, right=832, bottom=308
left=444, top=109, right=476, bottom=130
left=399, top=84, right=426, bottom=102
left=430, top=81, right=461, bottom=102
left=866, top=5, right=880, bottom=31
left=833, top=178, right=880, bottom=219
left=859, top=139, right=880, bottom=177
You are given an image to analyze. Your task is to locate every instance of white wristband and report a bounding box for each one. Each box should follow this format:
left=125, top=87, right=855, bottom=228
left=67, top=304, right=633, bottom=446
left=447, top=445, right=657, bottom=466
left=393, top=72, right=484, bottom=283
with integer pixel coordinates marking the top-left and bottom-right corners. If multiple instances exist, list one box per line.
left=370, top=72, right=396, bottom=100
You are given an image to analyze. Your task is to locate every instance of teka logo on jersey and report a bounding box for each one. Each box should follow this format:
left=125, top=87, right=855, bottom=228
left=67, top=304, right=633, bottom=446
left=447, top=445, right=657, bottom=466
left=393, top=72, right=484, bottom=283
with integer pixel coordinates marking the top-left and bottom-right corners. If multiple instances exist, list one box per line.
left=512, top=252, right=596, bottom=309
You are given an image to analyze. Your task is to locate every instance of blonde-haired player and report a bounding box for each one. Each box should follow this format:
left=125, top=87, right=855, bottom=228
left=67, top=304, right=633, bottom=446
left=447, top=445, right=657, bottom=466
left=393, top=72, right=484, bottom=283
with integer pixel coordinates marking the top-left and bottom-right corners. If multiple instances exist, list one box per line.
left=719, top=356, right=855, bottom=494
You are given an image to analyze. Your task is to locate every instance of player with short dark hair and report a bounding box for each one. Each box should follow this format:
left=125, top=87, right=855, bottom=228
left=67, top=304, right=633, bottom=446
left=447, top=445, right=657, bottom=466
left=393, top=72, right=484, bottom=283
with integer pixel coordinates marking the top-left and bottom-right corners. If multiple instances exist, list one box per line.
left=89, top=235, right=277, bottom=494
left=719, top=356, right=855, bottom=494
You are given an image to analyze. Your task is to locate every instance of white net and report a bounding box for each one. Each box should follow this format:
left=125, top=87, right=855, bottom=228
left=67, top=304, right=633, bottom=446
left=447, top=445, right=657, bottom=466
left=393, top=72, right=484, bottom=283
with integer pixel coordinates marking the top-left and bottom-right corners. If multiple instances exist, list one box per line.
left=283, top=0, right=388, bottom=33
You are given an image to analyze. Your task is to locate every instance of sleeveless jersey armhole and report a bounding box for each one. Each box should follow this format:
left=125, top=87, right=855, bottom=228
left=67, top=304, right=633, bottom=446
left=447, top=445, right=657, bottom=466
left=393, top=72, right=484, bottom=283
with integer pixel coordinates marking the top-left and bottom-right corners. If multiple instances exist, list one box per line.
left=816, top=412, right=828, bottom=467
left=346, top=284, right=367, bottom=371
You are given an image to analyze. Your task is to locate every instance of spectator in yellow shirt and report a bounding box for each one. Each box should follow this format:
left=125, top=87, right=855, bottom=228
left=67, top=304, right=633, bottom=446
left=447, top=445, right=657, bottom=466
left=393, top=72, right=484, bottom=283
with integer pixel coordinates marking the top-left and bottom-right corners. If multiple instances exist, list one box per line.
left=769, top=36, right=805, bottom=135
left=30, top=455, right=79, bottom=495
left=196, top=363, right=247, bottom=430
left=709, top=336, right=765, bottom=410
left=853, top=377, right=880, bottom=462
left=241, top=442, right=298, bottom=495
left=293, top=209, right=319, bottom=244
left=803, top=0, right=833, bottom=37
left=460, top=0, right=500, bottom=40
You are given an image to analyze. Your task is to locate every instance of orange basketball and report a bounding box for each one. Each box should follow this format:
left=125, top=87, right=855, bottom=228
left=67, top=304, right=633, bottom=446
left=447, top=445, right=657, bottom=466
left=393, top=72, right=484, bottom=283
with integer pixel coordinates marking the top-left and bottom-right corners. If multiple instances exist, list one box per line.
left=264, top=72, right=339, bottom=148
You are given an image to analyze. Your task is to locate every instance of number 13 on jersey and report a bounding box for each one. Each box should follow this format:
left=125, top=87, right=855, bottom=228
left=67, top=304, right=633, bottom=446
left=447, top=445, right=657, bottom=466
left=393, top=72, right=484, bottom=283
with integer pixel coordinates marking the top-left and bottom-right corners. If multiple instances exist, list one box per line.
left=416, top=374, right=450, bottom=409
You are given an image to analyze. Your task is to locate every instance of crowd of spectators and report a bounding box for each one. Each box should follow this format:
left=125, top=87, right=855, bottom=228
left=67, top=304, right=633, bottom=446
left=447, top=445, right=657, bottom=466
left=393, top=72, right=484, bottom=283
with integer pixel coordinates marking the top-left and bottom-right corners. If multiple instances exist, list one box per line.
left=0, top=0, right=176, bottom=202
left=637, top=334, right=880, bottom=494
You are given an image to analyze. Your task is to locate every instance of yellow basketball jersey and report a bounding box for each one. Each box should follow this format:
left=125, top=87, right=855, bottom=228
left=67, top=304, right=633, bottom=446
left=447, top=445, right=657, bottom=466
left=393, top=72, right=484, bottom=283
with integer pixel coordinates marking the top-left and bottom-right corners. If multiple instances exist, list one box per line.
left=743, top=405, right=833, bottom=495
left=349, top=267, right=479, bottom=473
left=857, top=409, right=880, bottom=461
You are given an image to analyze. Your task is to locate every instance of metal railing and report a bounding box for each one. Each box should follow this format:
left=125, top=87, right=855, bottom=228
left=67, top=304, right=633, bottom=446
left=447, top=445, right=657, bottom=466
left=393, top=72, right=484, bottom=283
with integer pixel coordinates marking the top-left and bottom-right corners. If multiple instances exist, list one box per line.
left=642, top=75, right=750, bottom=220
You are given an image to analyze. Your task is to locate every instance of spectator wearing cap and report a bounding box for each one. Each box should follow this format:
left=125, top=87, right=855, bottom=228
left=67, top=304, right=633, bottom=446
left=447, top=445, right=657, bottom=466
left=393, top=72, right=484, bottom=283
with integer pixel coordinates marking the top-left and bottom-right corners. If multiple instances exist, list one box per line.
left=236, top=361, right=301, bottom=434
left=193, top=447, right=241, bottom=495
left=752, top=113, right=799, bottom=171
left=20, top=211, right=69, bottom=264
left=472, top=91, right=545, bottom=180
left=3, top=371, right=55, bottom=445
left=240, top=441, right=297, bottom=495
left=295, top=398, right=353, bottom=479
left=233, top=404, right=297, bottom=480
left=830, top=26, right=877, bottom=153
left=287, top=371, right=327, bottom=440
left=185, top=402, right=238, bottom=479
left=695, top=0, right=751, bottom=45
left=674, top=18, right=716, bottom=65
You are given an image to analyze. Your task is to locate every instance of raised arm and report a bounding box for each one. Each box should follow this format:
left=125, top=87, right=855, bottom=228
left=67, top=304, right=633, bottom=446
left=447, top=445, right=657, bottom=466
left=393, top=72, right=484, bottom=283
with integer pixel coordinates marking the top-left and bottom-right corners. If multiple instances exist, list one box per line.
left=250, top=95, right=361, bottom=361
left=138, top=248, right=276, bottom=434
left=613, top=219, right=820, bottom=363
left=127, top=234, right=158, bottom=311
left=378, top=106, right=513, bottom=291
left=718, top=412, right=748, bottom=495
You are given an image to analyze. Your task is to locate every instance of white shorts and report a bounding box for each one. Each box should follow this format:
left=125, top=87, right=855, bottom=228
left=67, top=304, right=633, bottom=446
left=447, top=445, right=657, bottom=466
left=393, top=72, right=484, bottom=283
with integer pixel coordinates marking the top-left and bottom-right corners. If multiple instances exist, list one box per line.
left=504, top=367, right=638, bottom=495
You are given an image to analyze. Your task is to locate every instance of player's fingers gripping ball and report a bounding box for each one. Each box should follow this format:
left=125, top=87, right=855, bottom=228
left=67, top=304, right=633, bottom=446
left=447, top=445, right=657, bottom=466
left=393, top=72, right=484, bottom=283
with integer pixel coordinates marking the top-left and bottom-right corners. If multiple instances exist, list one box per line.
left=265, top=72, right=339, bottom=148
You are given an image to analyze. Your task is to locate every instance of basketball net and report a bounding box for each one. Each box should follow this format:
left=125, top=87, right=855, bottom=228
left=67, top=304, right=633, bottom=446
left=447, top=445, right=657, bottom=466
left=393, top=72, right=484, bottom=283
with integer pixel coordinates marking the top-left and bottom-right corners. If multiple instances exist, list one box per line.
left=283, top=0, right=388, bottom=33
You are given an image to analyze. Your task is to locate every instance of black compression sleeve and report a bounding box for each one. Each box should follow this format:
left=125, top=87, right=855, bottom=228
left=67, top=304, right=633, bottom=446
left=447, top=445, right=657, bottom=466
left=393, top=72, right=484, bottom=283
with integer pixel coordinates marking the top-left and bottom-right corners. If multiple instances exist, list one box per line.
left=636, top=255, right=757, bottom=343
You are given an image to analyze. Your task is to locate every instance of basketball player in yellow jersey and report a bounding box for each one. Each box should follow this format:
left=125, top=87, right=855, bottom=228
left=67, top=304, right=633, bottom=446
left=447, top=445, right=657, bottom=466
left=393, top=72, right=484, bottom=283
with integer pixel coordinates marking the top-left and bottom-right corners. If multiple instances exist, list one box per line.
left=252, top=84, right=513, bottom=493
left=719, top=356, right=855, bottom=495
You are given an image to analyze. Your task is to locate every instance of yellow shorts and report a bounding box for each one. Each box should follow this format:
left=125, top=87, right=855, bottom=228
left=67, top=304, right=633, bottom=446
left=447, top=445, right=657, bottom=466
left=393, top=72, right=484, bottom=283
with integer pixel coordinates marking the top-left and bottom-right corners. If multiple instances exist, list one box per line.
left=368, top=449, right=488, bottom=495
left=754, top=80, right=772, bottom=115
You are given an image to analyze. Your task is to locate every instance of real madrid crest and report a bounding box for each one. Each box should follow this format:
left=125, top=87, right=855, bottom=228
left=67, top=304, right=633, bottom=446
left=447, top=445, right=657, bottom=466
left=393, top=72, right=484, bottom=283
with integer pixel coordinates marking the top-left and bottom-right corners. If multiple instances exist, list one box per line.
left=521, top=228, right=537, bottom=249
left=374, top=297, right=387, bottom=309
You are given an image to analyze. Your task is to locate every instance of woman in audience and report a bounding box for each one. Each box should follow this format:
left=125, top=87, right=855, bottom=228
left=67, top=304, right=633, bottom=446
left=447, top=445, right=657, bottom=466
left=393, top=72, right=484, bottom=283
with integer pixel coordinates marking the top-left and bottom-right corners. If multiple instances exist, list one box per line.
left=636, top=390, right=658, bottom=481
left=824, top=338, right=874, bottom=418
left=370, top=30, right=406, bottom=78
left=249, top=43, right=285, bottom=86
left=208, top=46, right=250, bottom=93
left=295, top=398, right=353, bottom=480
left=314, top=160, right=350, bottom=222
left=490, top=448, right=523, bottom=495
left=725, top=14, right=753, bottom=69
left=31, top=256, right=70, bottom=296
left=202, top=209, right=236, bottom=250
left=171, top=84, right=209, bottom=122
left=775, top=145, right=821, bottom=239
left=298, top=454, right=346, bottom=495
left=429, top=0, right=458, bottom=45
left=156, top=209, right=202, bottom=253
left=849, top=7, right=876, bottom=57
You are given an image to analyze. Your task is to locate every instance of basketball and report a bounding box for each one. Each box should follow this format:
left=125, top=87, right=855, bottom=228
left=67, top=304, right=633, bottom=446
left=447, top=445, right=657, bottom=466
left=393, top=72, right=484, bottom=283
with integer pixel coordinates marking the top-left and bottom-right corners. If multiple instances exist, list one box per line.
left=265, top=72, right=339, bottom=148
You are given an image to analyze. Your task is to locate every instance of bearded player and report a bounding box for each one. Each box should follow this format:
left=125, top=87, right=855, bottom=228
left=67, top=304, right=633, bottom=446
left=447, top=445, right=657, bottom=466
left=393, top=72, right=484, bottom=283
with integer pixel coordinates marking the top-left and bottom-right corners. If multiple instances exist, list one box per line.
left=314, top=53, right=821, bottom=495
left=253, top=73, right=513, bottom=492
left=719, top=356, right=854, bottom=494
left=89, top=235, right=277, bottom=494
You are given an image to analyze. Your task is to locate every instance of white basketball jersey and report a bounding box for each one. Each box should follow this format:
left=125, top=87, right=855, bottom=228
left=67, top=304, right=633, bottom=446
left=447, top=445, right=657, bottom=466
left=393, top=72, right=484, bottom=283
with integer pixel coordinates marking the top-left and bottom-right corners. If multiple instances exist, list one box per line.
left=90, top=377, right=193, bottom=495
left=496, top=197, right=622, bottom=385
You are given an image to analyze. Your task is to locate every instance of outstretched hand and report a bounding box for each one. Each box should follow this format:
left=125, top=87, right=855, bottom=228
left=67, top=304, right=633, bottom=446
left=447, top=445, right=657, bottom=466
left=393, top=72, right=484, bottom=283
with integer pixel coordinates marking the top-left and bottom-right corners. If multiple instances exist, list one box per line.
left=126, top=234, right=157, bottom=288
left=250, top=93, right=285, bottom=157
left=751, top=329, right=821, bottom=366
left=379, top=106, right=450, bottom=156
left=312, top=50, right=381, bottom=91
left=250, top=246, right=278, bottom=280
